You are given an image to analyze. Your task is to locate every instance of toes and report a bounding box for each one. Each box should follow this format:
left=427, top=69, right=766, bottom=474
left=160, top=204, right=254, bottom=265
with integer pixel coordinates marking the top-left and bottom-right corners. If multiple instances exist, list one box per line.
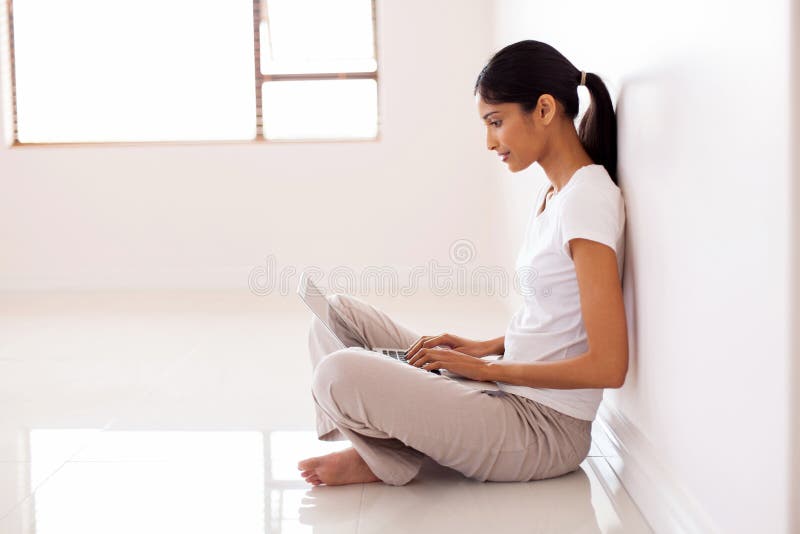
left=299, top=467, right=320, bottom=483
left=298, top=458, right=319, bottom=471
left=304, top=474, right=322, bottom=485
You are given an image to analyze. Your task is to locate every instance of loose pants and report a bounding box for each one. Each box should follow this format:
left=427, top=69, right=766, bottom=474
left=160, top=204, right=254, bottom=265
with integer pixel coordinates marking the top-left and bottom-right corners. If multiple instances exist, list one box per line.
left=308, top=294, right=592, bottom=486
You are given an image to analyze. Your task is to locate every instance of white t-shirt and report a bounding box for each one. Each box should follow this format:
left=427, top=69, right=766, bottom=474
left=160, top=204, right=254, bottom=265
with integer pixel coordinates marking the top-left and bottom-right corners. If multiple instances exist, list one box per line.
left=496, top=163, right=626, bottom=421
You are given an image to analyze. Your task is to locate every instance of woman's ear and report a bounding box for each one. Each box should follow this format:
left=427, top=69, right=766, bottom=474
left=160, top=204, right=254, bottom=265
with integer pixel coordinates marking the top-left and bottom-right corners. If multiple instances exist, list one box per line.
left=536, top=94, right=557, bottom=126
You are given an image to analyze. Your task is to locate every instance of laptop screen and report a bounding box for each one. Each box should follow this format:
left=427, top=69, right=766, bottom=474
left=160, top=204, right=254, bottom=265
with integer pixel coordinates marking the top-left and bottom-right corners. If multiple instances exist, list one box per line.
left=296, top=273, right=365, bottom=350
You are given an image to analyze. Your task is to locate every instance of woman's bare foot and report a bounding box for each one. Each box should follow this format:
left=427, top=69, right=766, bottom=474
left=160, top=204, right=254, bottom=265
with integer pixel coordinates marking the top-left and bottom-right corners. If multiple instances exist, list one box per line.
left=297, top=446, right=382, bottom=486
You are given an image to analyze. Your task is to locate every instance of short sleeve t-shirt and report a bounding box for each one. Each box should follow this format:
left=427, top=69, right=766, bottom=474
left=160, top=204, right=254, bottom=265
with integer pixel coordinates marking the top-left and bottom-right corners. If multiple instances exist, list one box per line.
left=496, top=164, right=626, bottom=421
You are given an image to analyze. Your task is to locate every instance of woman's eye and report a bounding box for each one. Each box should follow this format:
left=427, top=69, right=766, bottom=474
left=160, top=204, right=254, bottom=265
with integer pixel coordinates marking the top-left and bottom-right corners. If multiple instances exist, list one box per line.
left=490, top=121, right=501, bottom=127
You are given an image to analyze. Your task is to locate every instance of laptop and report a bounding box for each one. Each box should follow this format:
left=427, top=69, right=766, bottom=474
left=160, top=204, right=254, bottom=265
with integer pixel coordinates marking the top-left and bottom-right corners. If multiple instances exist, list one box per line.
left=296, top=272, right=442, bottom=375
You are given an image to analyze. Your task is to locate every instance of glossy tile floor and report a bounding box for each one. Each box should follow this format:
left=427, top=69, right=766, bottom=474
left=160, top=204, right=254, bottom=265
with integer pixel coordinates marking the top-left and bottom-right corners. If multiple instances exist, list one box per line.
left=0, top=290, right=653, bottom=534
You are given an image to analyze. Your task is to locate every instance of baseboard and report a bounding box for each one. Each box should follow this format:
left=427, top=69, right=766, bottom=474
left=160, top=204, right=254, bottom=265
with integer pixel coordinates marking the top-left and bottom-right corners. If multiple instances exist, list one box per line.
left=594, top=403, right=720, bottom=534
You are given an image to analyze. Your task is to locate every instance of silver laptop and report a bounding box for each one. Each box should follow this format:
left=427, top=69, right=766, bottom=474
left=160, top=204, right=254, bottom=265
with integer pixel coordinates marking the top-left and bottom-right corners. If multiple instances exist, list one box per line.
left=296, top=272, right=440, bottom=372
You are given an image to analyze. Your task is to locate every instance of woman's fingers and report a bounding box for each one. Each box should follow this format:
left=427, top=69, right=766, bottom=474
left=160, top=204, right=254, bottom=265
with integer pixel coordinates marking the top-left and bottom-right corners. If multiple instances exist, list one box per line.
left=405, top=335, right=436, bottom=359
left=405, top=336, right=427, bottom=355
left=427, top=333, right=453, bottom=349
left=406, top=333, right=452, bottom=360
left=407, top=347, right=447, bottom=367
left=405, top=347, right=430, bottom=366
left=406, top=348, right=487, bottom=380
left=405, top=348, right=420, bottom=365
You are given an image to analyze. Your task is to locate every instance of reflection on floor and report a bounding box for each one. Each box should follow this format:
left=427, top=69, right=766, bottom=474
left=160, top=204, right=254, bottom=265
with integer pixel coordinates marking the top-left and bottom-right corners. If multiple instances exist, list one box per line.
left=0, top=290, right=653, bottom=534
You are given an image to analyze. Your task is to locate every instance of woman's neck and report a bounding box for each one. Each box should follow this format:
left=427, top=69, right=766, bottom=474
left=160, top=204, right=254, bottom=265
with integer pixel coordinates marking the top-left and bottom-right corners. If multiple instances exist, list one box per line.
left=538, top=124, right=594, bottom=194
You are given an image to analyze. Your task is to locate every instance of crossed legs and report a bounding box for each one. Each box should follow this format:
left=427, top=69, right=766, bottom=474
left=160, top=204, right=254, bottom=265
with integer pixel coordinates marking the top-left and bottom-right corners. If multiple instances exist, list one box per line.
left=298, top=294, right=589, bottom=487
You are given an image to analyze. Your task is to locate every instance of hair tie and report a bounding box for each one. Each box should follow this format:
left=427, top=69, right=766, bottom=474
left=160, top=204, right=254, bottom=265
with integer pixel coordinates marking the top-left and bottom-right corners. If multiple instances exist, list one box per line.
left=579, top=71, right=587, bottom=87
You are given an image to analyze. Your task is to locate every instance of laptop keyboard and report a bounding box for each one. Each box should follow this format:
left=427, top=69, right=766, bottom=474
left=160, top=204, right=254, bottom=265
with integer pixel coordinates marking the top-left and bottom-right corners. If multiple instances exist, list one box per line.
left=382, top=349, right=407, bottom=360
left=381, top=348, right=441, bottom=374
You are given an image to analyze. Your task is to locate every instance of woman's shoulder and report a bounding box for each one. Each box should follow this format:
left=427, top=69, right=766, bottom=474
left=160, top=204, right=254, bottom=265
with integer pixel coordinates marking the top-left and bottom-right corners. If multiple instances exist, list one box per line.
left=571, top=164, right=618, bottom=189
left=563, top=164, right=622, bottom=202
left=557, top=165, right=625, bottom=228
left=556, top=165, right=626, bottom=244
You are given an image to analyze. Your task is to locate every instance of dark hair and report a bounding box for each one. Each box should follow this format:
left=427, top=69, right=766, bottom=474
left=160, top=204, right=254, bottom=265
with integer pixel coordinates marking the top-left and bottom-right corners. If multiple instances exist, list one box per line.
left=474, top=40, right=618, bottom=184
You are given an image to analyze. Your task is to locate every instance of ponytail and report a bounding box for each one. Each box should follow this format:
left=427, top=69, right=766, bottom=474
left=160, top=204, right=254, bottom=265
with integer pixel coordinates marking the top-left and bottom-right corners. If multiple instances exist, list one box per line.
left=578, top=72, right=618, bottom=183
left=474, top=41, right=619, bottom=184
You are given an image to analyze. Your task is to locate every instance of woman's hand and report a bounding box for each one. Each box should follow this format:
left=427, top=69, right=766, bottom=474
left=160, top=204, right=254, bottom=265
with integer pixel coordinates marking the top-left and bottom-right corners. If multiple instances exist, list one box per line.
left=404, top=347, right=491, bottom=381
left=405, top=333, right=494, bottom=359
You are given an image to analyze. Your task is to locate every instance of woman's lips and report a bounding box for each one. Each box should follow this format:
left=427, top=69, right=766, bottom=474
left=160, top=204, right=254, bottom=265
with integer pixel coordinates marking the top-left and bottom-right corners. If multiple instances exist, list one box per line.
left=501, top=152, right=510, bottom=162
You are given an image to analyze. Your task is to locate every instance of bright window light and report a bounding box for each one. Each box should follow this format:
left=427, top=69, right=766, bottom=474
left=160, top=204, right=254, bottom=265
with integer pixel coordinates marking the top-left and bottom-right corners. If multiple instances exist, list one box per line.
left=5, top=0, right=379, bottom=144
left=30, top=430, right=265, bottom=534
left=268, top=430, right=349, bottom=481
left=260, top=0, right=376, bottom=75
left=11, top=0, right=256, bottom=143
left=262, top=79, right=377, bottom=140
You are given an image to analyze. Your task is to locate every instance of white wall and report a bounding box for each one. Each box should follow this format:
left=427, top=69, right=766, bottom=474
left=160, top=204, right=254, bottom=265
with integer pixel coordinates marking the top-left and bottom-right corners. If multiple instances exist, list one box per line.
left=0, top=0, right=505, bottom=300
left=490, top=1, right=795, bottom=532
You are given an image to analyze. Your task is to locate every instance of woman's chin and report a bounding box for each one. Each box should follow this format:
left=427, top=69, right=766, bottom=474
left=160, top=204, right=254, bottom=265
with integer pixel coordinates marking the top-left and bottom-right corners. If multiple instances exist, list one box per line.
left=506, top=159, right=534, bottom=173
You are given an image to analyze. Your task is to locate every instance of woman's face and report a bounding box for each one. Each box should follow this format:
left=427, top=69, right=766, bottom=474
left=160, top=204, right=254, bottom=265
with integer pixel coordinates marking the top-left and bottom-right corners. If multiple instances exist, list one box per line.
left=476, top=94, right=553, bottom=173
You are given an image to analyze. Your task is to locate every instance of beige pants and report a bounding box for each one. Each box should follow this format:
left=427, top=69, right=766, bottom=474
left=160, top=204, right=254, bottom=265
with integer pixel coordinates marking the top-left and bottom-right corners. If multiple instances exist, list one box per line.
left=308, top=294, right=592, bottom=486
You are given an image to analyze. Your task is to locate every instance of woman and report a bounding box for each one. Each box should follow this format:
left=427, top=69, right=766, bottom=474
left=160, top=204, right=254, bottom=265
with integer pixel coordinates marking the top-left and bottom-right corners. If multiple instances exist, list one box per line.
left=297, top=40, right=627, bottom=487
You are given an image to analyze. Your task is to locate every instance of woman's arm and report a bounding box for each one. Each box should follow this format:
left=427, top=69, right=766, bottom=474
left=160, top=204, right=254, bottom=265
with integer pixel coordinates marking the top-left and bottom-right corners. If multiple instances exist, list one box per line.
left=480, top=335, right=505, bottom=356
left=484, top=238, right=629, bottom=389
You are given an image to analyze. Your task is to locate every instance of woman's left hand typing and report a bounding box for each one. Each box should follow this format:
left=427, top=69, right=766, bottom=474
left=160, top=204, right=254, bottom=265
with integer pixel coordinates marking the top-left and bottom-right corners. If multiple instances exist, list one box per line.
left=405, top=347, right=491, bottom=381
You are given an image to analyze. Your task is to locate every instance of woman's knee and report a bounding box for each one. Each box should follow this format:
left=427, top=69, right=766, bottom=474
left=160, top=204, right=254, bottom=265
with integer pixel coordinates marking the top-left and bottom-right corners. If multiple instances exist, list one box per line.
left=311, top=349, right=367, bottom=398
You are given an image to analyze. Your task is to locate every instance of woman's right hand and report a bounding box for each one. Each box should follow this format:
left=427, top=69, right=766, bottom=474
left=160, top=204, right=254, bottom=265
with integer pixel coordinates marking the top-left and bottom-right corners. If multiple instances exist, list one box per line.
left=404, top=333, right=494, bottom=360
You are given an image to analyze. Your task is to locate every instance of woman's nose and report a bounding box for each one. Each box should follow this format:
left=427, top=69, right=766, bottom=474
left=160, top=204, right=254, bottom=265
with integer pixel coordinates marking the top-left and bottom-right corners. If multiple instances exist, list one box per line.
left=486, top=130, right=497, bottom=151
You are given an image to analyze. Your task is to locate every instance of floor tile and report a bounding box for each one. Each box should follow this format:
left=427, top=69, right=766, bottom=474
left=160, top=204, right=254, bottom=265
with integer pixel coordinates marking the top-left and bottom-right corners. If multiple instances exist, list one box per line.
left=355, top=456, right=649, bottom=534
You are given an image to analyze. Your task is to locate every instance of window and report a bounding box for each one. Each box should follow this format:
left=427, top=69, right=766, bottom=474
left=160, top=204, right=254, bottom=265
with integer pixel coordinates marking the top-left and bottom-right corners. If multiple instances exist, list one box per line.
left=0, top=0, right=379, bottom=146
left=258, top=0, right=379, bottom=141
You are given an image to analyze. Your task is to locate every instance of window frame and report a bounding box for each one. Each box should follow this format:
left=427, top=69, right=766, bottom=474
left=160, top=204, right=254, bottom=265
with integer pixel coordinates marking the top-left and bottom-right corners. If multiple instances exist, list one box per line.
left=0, top=0, right=380, bottom=148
